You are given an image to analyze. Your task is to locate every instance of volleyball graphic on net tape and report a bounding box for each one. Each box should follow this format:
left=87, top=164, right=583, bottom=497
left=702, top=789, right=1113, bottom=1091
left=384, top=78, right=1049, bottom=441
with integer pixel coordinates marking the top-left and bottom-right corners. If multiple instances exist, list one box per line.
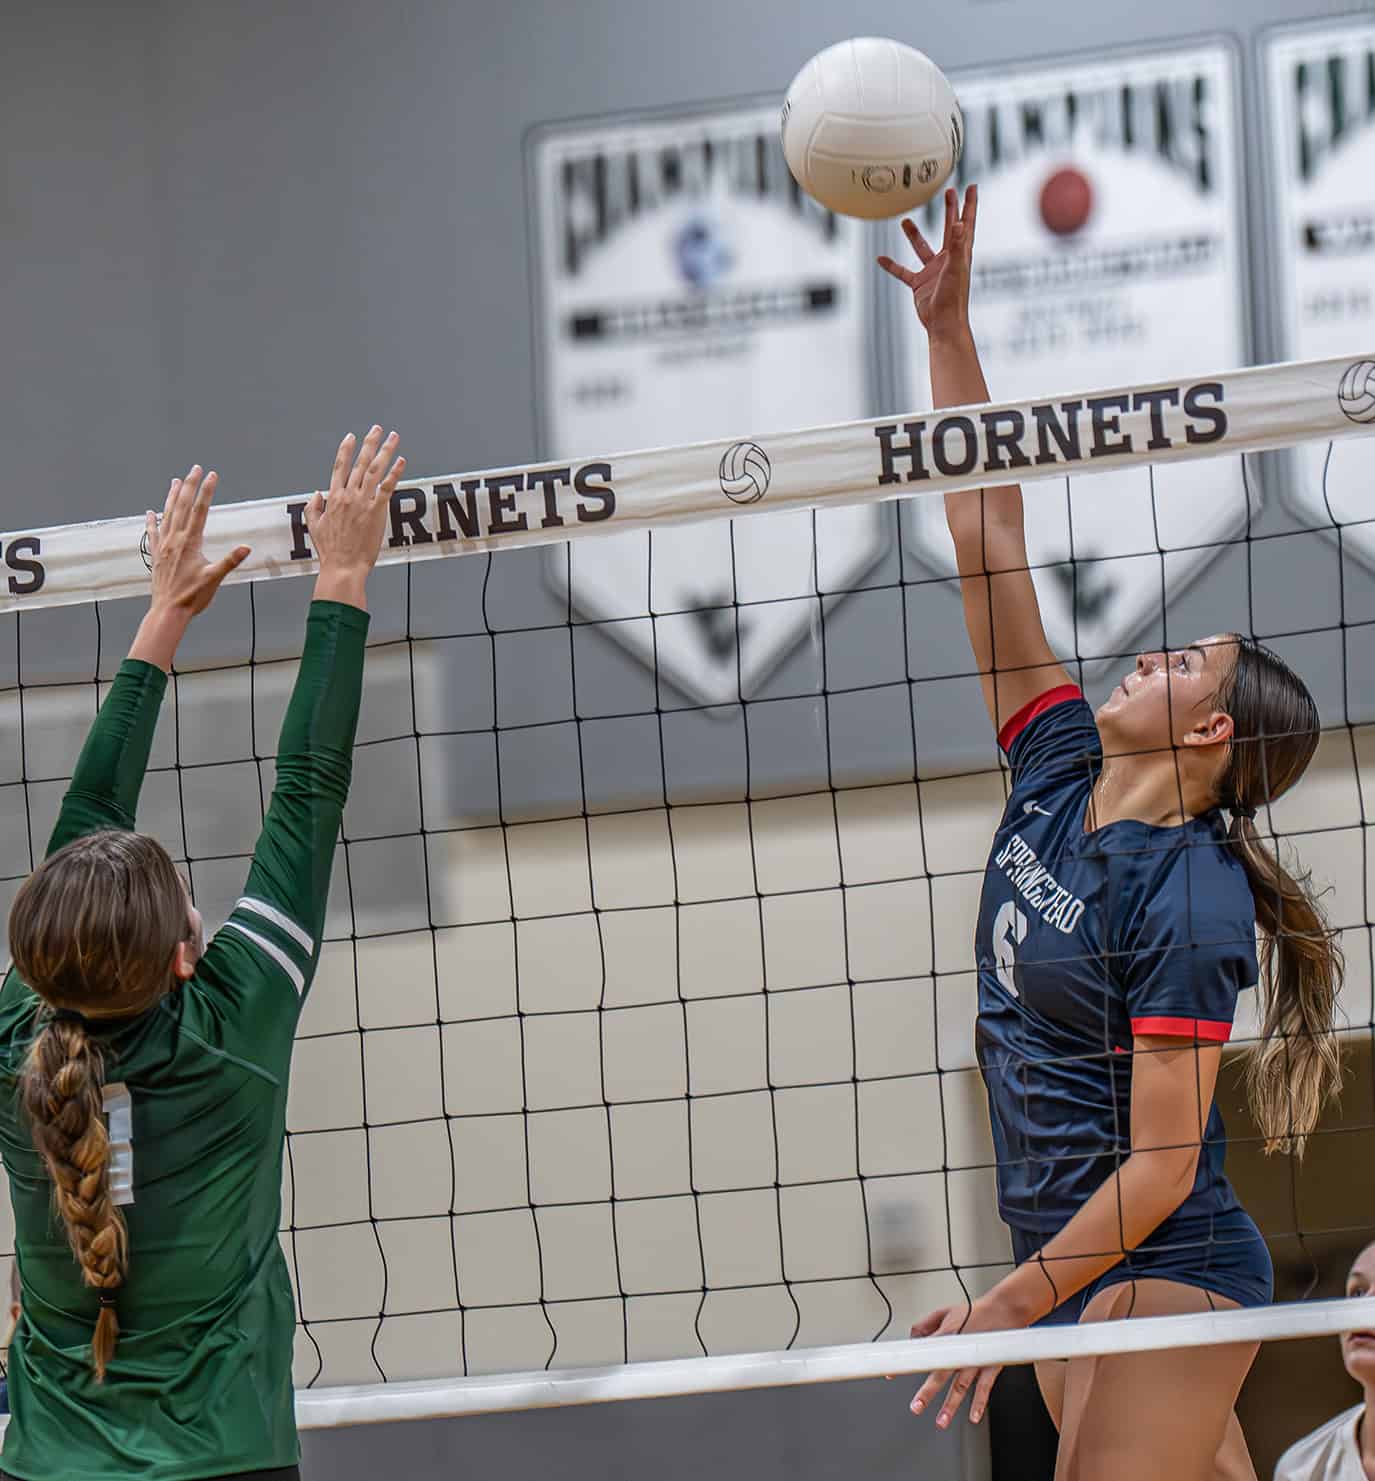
left=1338, top=360, right=1375, bottom=424
left=781, top=37, right=963, bottom=219
left=718, top=440, right=771, bottom=504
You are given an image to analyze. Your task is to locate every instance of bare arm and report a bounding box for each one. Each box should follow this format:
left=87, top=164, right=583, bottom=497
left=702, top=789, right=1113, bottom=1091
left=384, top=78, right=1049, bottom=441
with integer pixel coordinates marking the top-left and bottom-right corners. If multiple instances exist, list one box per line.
left=880, top=186, right=1069, bottom=735
left=993, top=1036, right=1220, bottom=1321
left=909, top=1035, right=1220, bottom=1427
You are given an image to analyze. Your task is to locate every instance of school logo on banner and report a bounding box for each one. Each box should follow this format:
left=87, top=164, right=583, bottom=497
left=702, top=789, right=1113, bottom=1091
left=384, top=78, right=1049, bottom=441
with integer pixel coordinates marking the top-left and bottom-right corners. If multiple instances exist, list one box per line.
left=1265, top=17, right=1375, bottom=564
left=529, top=102, right=883, bottom=708
left=894, top=41, right=1251, bottom=665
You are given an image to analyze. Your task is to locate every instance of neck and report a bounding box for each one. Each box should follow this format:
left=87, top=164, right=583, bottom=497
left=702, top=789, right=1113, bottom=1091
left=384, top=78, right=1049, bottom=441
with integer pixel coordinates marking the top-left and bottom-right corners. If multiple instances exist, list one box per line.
left=1360, top=1393, right=1375, bottom=1477
left=1090, top=750, right=1216, bottom=830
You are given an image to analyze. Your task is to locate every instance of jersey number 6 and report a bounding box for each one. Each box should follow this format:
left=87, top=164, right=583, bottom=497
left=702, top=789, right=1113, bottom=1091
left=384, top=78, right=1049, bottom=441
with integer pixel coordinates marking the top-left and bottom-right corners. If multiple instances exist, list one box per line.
left=103, top=1083, right=135, bottom=1208
left=993, top=901, right=1028, bottom=998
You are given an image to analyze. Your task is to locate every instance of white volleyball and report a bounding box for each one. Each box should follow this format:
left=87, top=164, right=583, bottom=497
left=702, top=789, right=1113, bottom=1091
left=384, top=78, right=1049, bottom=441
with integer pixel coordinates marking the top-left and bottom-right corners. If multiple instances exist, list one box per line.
left=781, top=37, right=963, bottom=220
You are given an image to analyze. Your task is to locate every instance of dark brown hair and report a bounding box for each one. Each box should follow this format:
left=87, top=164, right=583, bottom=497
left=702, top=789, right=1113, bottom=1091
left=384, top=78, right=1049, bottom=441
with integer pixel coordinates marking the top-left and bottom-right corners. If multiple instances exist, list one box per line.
left=1214, top=637, right=1342, bottom=1157
left=7, top=829, right=188, bottom=1378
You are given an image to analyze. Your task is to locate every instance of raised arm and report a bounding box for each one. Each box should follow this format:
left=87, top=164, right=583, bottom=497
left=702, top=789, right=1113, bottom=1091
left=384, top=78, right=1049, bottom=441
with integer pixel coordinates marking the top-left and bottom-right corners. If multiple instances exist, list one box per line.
left=879, top=185, right=1070, bottom=736
left=200, top=428, right=404, bottom=1019
left=44, top=468, right=250, bottom=856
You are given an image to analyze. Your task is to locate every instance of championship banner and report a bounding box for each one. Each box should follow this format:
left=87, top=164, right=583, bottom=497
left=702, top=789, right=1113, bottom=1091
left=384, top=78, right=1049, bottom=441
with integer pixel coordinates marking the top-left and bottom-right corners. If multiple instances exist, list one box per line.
left=1264, top=16, right=1375, bottom=563
left=1, top=356, right=1369, bottom=617
left=895, top=41, right=1249, bottom=664
left=529, top=102, right=881, bottom=707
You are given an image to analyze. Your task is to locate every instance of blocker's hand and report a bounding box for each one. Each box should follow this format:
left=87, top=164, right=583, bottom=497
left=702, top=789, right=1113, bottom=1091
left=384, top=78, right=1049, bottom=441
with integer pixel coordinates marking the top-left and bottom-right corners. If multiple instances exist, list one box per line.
left=877, top=183, right=978, bottom=340
left=145, top=466, right=250, bottom=617
left=907, top=1289, right=1015, bottom=1429
left=305, top=426, right=405, bottom=579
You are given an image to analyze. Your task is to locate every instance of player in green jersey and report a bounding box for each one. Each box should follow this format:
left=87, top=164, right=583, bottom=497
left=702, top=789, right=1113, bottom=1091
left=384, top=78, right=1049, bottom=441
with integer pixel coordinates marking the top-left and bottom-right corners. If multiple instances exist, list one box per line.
left=0, top=424, right=405, bottom=1481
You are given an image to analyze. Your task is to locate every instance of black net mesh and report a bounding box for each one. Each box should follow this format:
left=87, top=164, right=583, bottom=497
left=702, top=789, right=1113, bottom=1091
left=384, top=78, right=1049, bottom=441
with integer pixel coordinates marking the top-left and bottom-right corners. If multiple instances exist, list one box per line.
left=1, top=440, right=1372, bottom=1389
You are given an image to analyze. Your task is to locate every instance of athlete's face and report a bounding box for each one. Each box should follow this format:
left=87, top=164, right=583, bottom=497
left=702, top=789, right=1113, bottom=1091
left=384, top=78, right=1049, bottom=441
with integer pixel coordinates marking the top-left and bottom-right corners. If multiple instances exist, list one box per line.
left=1095, top=633, right=1237, bottom=758
left=1342, top=1241, right=1375, bottom=1384
left=176, top=871, right=205, bottom=980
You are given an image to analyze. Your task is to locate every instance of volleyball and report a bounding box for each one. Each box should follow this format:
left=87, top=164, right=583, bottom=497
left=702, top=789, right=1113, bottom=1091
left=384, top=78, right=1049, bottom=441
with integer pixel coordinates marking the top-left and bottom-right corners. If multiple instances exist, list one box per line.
left=1338, top=359, right=1375, bottom=423
left=781, top=38, right=963, bottom=220
left=718, top=439, right=771, bottom=503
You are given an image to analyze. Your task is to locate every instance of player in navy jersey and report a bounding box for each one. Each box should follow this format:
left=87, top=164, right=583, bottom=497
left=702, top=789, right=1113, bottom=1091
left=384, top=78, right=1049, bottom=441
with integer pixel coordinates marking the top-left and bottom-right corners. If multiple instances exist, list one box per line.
left=0, top=426, right=404, bottom=1481
left=880, top=186, right=1343, bottom=1481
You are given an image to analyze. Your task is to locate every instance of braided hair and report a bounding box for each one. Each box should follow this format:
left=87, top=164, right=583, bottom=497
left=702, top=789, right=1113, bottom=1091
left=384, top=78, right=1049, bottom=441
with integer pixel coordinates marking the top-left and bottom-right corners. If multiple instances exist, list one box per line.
left=8, top=829, right=190, bottom=1379
left=20, top=1018, right=127, bottom=1377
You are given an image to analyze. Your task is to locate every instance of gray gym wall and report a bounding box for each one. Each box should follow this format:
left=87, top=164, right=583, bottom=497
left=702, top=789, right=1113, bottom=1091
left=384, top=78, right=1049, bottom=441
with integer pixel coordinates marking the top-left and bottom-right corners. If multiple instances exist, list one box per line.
left=2, top=3, right=1371, bottom=1479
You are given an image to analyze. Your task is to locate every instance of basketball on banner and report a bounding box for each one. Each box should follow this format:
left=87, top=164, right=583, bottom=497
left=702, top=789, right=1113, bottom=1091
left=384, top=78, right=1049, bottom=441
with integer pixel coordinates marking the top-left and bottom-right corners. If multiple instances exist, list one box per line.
left=719, top=441, right=771, bottom=504
left=1338, top=360, right=1375, bottom=423
left=1039, top=166, right=1094, bottom=236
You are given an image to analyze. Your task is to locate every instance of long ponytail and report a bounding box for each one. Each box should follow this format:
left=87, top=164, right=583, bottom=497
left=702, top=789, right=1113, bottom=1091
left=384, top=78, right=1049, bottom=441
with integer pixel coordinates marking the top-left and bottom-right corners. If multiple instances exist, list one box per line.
left=1227, top=815, right=1342, bottom=1156
left=20, top=1018, right=127, bottom=1378
left=1215, top=637, right=1343, bottom=1157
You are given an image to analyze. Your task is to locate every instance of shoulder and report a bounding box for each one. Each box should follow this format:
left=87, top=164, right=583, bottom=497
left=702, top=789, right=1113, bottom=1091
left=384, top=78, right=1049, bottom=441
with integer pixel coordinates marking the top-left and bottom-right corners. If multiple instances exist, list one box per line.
left=1274, top=1404, right=1363, bottom=1480
left=1001, top=686, right=1101, bottom=782
left=156, top=985, right=284, bottom=1088
left=1131, top=826, right=1255, bottom=929
left=0, top=967, right=38, bottom=1075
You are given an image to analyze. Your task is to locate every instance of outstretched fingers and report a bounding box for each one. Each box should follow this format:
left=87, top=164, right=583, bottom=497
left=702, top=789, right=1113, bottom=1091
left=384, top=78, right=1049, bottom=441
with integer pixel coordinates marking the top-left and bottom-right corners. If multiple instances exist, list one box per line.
left=174, top=465, right=203, bottom=531
left=911, top=1367, right=948, bottom=1417
left=186, top=470, right=218, bottom=539
left=377, top=452, right=406, bottom=502
left=961, top=181, right=978, bottom=240
left=362, top=430, right=401, bottom=497
left=902, top=215, right=936, bottom=264
left=968, top=1363, right=1001, bottom=1426
left=206, top=544, right=252, bottom=586
left=876, top=253, right=919, bottom=288
left=940, top=186, right=958, bottom=254
left=161, top=476, right=180, bottom=532
left=330, top=433, right=356, bottom=497
left=934, top=1367, right=979, bottom=1428
left=348, top=425, right=386, bottom=492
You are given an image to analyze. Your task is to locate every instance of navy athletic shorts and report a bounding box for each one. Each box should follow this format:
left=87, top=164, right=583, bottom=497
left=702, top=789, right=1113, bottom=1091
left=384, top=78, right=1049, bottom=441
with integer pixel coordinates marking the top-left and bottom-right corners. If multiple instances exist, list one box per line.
left=1009, top=1206, right=1274, bottom=1328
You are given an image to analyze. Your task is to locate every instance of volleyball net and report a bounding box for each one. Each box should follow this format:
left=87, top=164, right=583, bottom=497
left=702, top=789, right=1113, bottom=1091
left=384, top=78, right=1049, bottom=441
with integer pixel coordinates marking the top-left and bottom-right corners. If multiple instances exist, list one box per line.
left=1, top=354, right=1374, bottom=1424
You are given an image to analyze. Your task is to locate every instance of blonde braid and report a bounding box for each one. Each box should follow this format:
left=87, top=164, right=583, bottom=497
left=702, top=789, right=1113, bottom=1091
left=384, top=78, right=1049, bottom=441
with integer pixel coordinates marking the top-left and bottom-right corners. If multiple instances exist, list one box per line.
left=21, top=1017, right=127, bottom=1379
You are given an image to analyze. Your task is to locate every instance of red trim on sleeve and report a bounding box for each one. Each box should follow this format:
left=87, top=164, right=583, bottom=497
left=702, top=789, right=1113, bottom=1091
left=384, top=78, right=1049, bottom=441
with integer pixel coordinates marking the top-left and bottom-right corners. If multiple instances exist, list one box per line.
left=1130, top=1016, right=1233, bottom=1043
left=997, top=684, right=1084, bottom=754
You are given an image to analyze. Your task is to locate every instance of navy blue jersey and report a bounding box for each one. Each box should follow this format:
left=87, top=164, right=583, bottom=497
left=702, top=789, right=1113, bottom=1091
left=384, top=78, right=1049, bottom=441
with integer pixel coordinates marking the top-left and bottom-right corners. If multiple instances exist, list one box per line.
left=976, top=687, right=1258, bottom=1235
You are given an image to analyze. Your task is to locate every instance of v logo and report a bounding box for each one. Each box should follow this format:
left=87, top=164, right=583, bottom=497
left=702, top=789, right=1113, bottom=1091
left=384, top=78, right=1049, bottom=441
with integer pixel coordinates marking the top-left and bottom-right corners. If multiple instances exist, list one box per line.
left=687, top=593, right=749, bottom=664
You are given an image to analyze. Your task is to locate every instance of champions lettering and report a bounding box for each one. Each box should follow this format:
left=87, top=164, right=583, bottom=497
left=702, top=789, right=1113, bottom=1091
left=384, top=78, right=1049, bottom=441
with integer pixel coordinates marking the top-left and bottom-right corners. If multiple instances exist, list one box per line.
left=1293, top=38, right=1375, bottom=182
left=995, top=833, right=1086, bottom=935
left=558, top=127, right=837, bottom=276
left=941, top=66, right=1220, bottom=199
left=286, top=463, right=616, bottom=560
left=873, top=380, right=1227, bottom=487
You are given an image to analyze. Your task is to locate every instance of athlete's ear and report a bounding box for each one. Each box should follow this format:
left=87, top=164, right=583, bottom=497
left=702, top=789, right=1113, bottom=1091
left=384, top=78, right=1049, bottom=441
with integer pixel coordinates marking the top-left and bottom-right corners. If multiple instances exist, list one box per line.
left=1180, top=707, right=1234, bottom=749
left=171, top=940, right=197, bottom=982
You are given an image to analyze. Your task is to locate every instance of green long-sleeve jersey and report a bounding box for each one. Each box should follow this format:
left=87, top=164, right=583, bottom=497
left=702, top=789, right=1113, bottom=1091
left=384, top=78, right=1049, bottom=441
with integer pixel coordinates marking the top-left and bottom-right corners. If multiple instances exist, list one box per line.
left=0, top=599, right=369, bottom=1481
